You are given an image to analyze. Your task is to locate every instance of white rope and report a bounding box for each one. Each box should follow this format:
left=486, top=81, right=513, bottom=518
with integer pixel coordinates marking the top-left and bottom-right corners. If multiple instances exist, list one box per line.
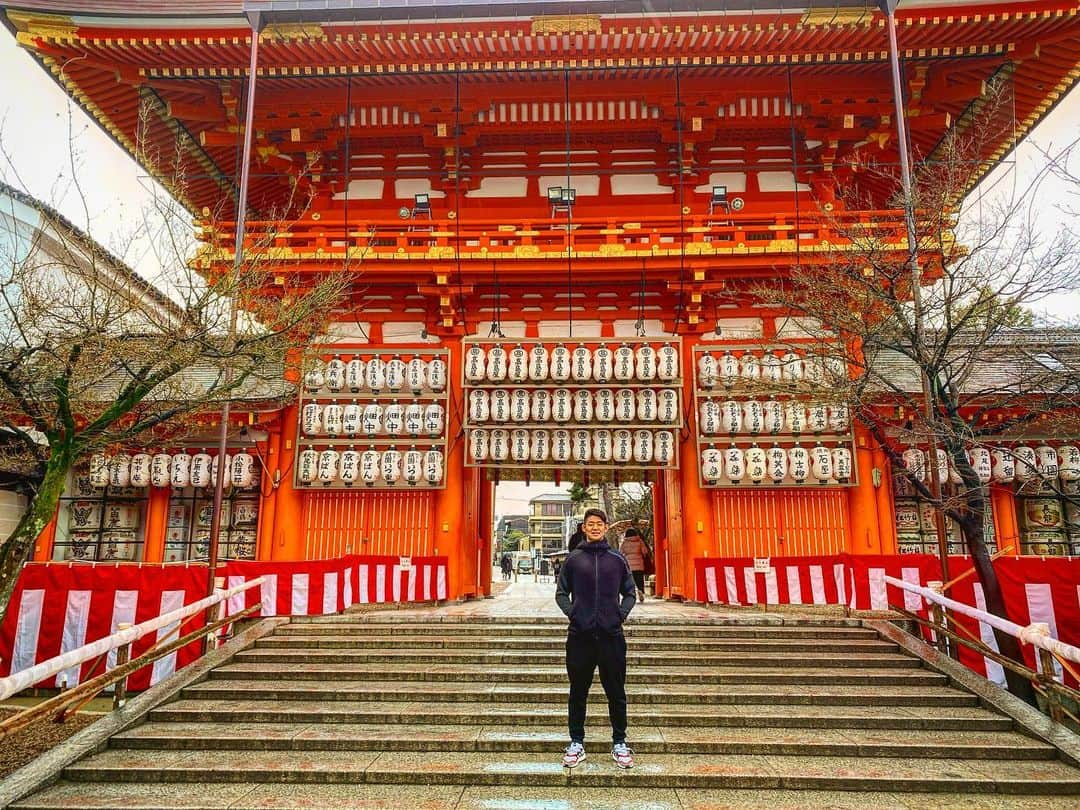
left=884, top=574, right=1080, bottom=665
left=0, top=576, right=264, bottom=701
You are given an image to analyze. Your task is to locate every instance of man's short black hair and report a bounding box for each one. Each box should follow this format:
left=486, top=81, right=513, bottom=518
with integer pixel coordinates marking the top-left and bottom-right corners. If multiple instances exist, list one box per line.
left=623, top=527, right=641, bottom=538
left=583, top=508, right=608, bottom=524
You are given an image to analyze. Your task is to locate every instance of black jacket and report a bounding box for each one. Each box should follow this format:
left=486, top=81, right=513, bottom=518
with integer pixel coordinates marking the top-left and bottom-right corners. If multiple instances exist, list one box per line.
left=555, top=540, right=637, bottom=634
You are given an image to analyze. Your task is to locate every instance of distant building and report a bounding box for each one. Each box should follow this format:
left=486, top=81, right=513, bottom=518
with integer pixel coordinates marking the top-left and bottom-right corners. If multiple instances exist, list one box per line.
left=528, top=493, right=573, bottom=555
left=495, top=514, right=529, bottom=550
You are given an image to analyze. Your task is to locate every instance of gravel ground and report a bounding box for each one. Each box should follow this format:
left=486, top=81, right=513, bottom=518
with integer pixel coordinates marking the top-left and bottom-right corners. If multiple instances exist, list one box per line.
left=0, top=705, right=101, bottom=778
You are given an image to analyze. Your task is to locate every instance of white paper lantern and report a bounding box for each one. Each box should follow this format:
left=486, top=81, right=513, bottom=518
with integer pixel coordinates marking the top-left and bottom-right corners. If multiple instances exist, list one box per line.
left=360, top=450, right=380, bottom=484
left=572, top=430, right=592, bottom=463
left=902, top=448, right=927, bottom=482
left=571, top=345, right=592, bottom=382
left=724, top=446, right=745, bottom=482
left=832, top=447, right=853, bottom=481
left=811, top=445, right=833, bottom=482
left=633, top=430, right=654, bottom=463
left=340, top=449, right=360, bottom=484
left=423, top=450, right=444, bottom=484
left=1058, top=446, right=1080, bottom=482
left=613, top=345, right=635, bottom=381
left=699, top=400, right=721, bottom=435
left=511, top=429, right=530, bottom=462
left=594, top=389, right=615, bottom=422
left=551, top=429, right=572, bottom=462
left=511, top=389, right=531, bottom=423
left=785, top=401, right=806, bottom=434
left=1036, top=445, right=1059, bottom=479
left=469, top=390, right=490, bottom=423
left=150, top=453, right=171, bottom=488
left=424, top=403, right=445, bottom=435
left=615, top=389, right=636, bottom=422
left=934, top=448, right=949, bottom=486
left=531, top=390, right=551, bottom=422
left=170, top=453, right=191, bottom=488
left=489, top=429, right=510, bottom=461
left=761, top=353, right=782, bottom=383
left=109, top=455, right=132, bottom=489
left=969, top=447, right=992, bottom=484
left=323, top=404, right=344, bottom=436
left=465, top=346, right=487, bottom=382
left=788, top=446, right=810, bottom=482
left=701, top=447, right=723, bottom=483
left=529, top=344, right=550, bottom=381
left=746, top=445, right=767, bottom=483
left=427, top=357, right=447, bottom=391
left=948, top=454, right=963, bottom=485
left=719, top=352, right=740, bottom=387
left=318, top=449, right=339, bottom=484
left=658, top=389, right=679, bottom=423
left=486, top=346, right=508, bottom=382
left=635, top=344, right=657, bottom=381
left=383, top=403, right=404, bottom=436
left=89, top=454, right=110, bottom=488
left=490, top=389, right=510, bottom=422
left=654, top=430, right=675, bottom=465
left=657, top=343, right=679, bottom=381
left=406, top=357, right=427, bottom=392
left=829, top=403, right=850, bottom=433
left=697, top=353, right=718, bottom=389
left=302, top=403, right=322, bottom=436
left=231, top=453, right=256, bottom=489
left=343, top=404, right=362, bottom=435
left=365, top=358, right=387, bottom=391
left=552, top=389, right=573, bottom=423
left=807, top=403, right=829, bottom=433
left=613, top=429, right=633, bottom=463
left=781, top=352, right=804, bottom=382
left=593, top=345, right=613, bottom=382
left=740, top=352, right=760, bottom=382
left=531, top=430, right=550, bottom=462
left=764, top=400, right=784, bottom=434
left=721, top=400, right=742, bottom=434
left=213, top=453, right=231, bottom=488
left=190, top=453, right=213, bottom=488
left=804, top=354, right=826, bottom=387
left=362, top=403, right=384, bottom=435
left=636, top=389, right=657, bottom=422
left=403, top=449, right=424, bottom=484
left=573, top=390, right=594, bottom=422
left=743, top=400, right=764, bottom=434
left=325, top=358, right=346, bottom=391
left=593, top=429, right=613, bottom=462
left=304, top=363, right=325, bottom=391
left=385, top=358, right=407, bottom=391
left=508, top=345, right=528, bottom=382
left=767, top=445, right=788, bottom=482
left=825, top=355, right=847, bottom=384
left=346, top=358, right=365, bottom=391
left=470, top=430, right=490, bottom=463
left=298, top=449, right=318, bottom=484
left=380, top=449, right=402, bottom=484
left=550, top=345, right=571, bottom=381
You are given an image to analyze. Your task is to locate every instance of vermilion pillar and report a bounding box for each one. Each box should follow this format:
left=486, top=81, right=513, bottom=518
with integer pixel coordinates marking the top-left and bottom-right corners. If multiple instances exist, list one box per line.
left=990, top=484, right=1020, bottom=554
left=848, top=429, right=882, bottom=553
left=676, top=335, right=714, bottom=600
left=873, top=447, right=899, bottom=555
left=255, top=430, right=281, bottom=561
left=478, top=478, right=494, bottom=596
left=142, top=486, right=171, bottom=563
left=432, top=341, right=467, bottom=597
left=651, top=475, right=668, bottom=596
left=271, top=403, right=304, bottom=560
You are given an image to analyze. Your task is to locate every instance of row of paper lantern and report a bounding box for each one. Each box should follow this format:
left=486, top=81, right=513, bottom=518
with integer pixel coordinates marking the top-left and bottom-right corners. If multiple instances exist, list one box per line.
left=301, top=402, right=445, bottom=437
left=468, top=428, right=676, bottom=465
left=467, top=388, right=680, bottom=424
left=464, top=343, right=680, bottom=384
left=304, top=356, right=448, bottom=394
left=297, top=447, right=445, bottom=486
left=88, top=453, right=258, bottom=490
left=702, top=444, right=854, bottom=485
left=699, top=399, right=849, bottom=435
left=697, top=350, right=846, bottom=389
left=901, top=445, right=1080, bottom=484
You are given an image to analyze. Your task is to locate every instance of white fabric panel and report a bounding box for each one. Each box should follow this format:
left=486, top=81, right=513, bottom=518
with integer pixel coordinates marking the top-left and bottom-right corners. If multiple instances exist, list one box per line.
left=149, top=590, right=185, bottom=685
left=359, top=564, right=370, bottom=603
left=868, top=568, right=888, bottom=611
left=743, top=568, right=758, bottom=605
left=785, top=566, right=803, bottom=605
left=291, top=573, right=310, bottom=616
left=12, top=589, right=45, bottom=676
left=226, top=575, right=245, bottom=617
left=376, top=565, right=387, bottom=602
left=972, top=583, right=1007, bottom=687
left=392, top=566, right=402, bottom=602
left=407, top=567, right=418, bottom=601
left=260, top=574, right=278, bottom=617
left=57, top=590, right=92, bottom=688
left=423, top=564, right=433, bottom=600
left=106, top=590, right=138, bottom=674
left=901, top=567, right=924, bottom=612
left=809, top=566, right=826, bottom=605
left=834, top=563, right=848, bottom=607
left=724, top=567, right=739, bottom=604
left=343, top=566, right=354, bottom=608
left=1025, top=583, right=1062, bottom=681
left=436, top=564, right=448, bottom=600
left=764, top=569, right=779, bottom=605
left=323, top=572, right=339, bottom=614
left=704, top=567, right=719, bottom=603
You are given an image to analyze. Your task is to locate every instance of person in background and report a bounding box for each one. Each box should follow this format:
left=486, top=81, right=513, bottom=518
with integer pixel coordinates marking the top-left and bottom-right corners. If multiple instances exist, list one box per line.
left=567, top=522, right=585, bottom=552
left=619, top=527, right=649, bottom=602
left=500, top=553, right=513, bottom=581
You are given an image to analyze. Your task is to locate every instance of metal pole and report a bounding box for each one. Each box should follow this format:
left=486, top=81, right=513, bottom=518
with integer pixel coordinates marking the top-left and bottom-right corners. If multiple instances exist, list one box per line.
left=881, top=1, right=951, bottom=584
left=206, top=21, right=261, bottom=611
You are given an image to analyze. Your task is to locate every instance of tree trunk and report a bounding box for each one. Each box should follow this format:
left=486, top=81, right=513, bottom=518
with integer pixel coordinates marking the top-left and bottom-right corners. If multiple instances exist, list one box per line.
left=0, top=449, right=73, bottom=622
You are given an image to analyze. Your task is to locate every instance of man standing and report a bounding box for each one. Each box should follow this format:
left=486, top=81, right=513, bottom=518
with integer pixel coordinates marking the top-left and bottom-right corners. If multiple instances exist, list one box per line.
left=554, top=508, right=637, bottom=769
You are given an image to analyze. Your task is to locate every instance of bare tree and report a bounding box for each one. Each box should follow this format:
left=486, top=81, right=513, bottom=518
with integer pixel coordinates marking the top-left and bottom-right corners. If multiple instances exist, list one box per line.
left=0, top=104, right=350, bottom=619
left=739, top=80, right=1080, bottom=701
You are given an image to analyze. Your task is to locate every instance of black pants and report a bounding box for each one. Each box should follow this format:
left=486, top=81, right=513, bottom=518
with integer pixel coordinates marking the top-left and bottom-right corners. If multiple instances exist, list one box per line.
left=566, top=630, right=627, bottom=744
left=631, top=570, right=645, bottom=594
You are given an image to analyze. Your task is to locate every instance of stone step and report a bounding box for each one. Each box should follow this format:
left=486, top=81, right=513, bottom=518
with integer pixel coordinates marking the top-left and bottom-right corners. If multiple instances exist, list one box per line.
left=255, top=634, right=899, bottom=653
left=148, top=699, right=1013, bottom=731
left=279, top=623, right=881, bottom=639
left=58, top=749, right=1080, bottom=793
left=232, top=648, right=922, bottom=668
left=212, top=661, right=950, bottom=686
left=304, top=615, right=867, bottom=628
left=110, top=721, right=1055, bottom=760
left=181, top=679, right=979, bottom=708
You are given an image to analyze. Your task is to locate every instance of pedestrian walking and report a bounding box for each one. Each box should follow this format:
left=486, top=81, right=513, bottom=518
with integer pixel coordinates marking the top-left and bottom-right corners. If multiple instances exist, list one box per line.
left=500, top=553, right=512, bottom=581
left=554, top=508, right=637, bottom=770
left=619, top=527, right=650, bottom=602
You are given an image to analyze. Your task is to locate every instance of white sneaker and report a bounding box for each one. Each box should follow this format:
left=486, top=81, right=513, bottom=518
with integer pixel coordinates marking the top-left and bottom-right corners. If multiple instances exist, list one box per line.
left=562, top=741, right=586, bottom=768
left=612, top=742, right=634, bottom=769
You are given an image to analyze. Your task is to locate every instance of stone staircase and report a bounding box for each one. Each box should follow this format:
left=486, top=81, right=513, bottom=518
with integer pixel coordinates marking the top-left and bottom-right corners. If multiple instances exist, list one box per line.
left=14, top=614, right=1080, bottom=809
